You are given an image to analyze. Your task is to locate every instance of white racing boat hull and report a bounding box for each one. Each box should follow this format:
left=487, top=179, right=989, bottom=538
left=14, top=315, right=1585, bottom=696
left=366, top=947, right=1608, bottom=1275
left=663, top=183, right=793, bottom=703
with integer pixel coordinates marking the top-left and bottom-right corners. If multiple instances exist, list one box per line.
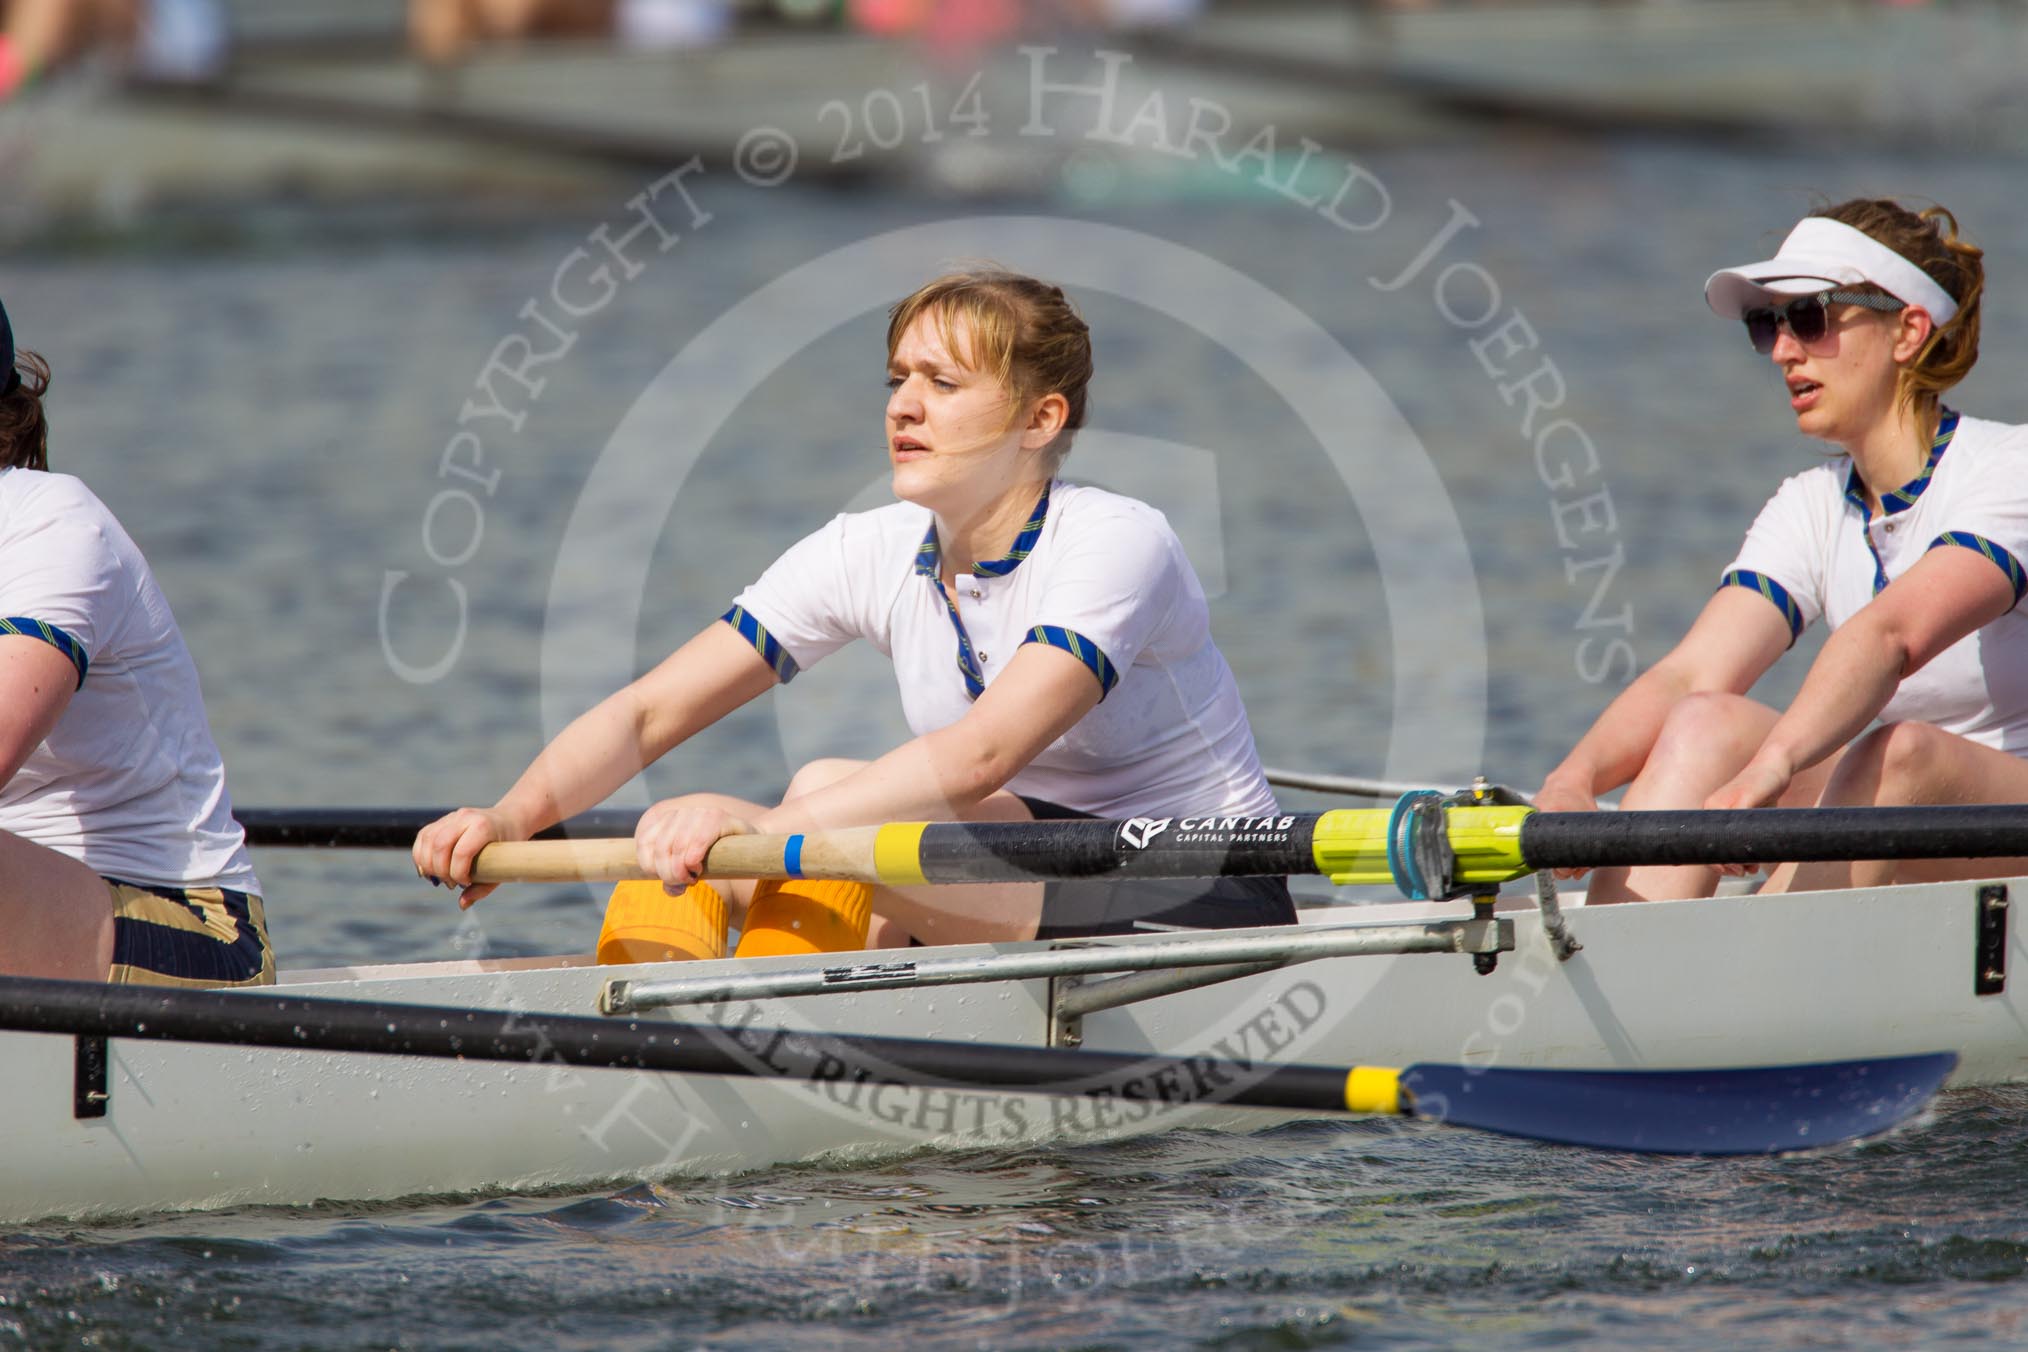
left=4, top=874, right=2025, bottom=1224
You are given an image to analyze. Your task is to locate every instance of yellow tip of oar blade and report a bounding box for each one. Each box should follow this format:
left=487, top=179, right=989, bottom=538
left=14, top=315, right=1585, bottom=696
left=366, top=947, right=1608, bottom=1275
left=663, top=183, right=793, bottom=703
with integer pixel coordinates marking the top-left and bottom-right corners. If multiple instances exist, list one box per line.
left=1343, top=1065, right=1404, bottom=1116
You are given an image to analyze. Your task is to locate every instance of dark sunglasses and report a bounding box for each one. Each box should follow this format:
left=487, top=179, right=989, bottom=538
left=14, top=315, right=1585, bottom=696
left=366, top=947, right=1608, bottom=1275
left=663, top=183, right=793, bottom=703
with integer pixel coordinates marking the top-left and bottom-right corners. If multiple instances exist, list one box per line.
left=1743, top=290, right=1905, bottom=354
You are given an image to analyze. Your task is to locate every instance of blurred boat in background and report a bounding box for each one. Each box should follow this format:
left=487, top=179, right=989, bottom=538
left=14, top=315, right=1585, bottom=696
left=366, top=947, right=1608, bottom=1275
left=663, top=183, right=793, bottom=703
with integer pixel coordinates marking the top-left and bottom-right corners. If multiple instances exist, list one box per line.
left=4, top=0, right=2026, bottom=241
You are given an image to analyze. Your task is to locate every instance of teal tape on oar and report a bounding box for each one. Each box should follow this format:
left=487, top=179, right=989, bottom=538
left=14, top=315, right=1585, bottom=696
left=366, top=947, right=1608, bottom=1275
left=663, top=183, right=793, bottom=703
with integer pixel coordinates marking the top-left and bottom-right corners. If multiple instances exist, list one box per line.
left=1386, top=790, right=1442, bottom=899
left=1398, top=1053, right=1956, bottom=1155
left=783, top=833, right=804, bottom=878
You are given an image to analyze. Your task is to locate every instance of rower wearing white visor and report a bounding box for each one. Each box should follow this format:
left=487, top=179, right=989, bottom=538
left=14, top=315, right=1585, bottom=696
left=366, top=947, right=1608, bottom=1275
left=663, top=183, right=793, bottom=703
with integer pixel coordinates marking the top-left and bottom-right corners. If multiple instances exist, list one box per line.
left=1537, top=197, right=2028, bottom=901
left=415, top=268, right=1294, bottom=956
left=0, top=297, right=273, bottom=985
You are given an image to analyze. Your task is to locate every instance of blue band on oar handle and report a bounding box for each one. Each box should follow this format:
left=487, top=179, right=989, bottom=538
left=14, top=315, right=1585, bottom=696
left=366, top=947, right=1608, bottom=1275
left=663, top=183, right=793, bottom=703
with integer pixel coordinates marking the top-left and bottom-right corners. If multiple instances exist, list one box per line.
left=783, top=834, right=804, bottom=878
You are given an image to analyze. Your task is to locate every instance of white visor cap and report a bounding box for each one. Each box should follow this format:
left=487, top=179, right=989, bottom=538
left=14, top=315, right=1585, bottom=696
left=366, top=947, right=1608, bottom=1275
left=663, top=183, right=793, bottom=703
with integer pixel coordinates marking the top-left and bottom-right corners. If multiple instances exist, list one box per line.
left=1703, top=217, right=1960, bottom=326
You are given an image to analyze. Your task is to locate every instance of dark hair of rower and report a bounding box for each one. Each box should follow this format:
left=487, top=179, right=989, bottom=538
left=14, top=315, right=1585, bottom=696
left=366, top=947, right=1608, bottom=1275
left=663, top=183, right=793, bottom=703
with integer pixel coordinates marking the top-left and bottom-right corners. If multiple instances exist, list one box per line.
left=1811, top=197, right=1985, bottom=428
left=887, top=268, right=1094, bottom=471
left=0, top=352, right=51, bottom=472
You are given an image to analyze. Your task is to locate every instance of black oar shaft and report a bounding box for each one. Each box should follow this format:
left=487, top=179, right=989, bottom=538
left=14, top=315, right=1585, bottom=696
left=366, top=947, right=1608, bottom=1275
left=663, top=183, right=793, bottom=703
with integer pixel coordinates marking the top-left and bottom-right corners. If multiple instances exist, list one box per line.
left=0, top=977, right=1350, bottom=1114
left=913, top=816, right=1318, bottom=882
left=235, top=808, right=644, bottom=849
left=237, top=803, right=2028, bottom=883
left=1520, top=805, right=2028, bottom=870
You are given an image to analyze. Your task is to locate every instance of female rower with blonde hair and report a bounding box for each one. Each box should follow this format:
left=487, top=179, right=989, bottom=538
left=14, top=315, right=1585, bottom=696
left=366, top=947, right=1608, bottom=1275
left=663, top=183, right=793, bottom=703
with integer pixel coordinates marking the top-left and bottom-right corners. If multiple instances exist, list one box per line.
left=0, top=297, right=273, bottom=984
left=415, top=268, right=1294, bottom=953
left=1536, top=197, right=2028, bottom=901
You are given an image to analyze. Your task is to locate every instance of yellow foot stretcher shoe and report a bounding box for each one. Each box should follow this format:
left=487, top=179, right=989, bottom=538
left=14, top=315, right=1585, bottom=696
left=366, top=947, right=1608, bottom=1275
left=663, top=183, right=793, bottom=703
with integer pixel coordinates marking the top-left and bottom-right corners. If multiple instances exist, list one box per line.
left=596, top=879, right=728, bottom=964
left=733, top=879, right=873, bottom=958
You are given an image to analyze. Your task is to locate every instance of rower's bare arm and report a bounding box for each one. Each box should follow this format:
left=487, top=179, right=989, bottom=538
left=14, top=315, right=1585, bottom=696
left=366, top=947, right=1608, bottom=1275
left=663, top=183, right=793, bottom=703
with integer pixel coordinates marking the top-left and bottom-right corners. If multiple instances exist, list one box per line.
left=627, top=645, right=1102, bottom=892
left=414, top=623, right=779, bottom=901
left=765, top=643, right=1102, bottom=831
left=1539, top=587, right=1794, bottom=809
left=495, top=624, right=780, bottom=830
left=0, top=638, right=77, bottom=790
left=1709, top=547, right=2016, bottom=808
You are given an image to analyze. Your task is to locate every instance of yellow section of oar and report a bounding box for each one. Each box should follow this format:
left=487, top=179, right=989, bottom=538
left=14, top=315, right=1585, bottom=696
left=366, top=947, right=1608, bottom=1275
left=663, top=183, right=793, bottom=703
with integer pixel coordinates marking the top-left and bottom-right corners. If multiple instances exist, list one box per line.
left=1310, top=805, right=1533, bottom=887
left=1343, top=1065, right=1403, bottom=1115
left=1446, top=805, right=1533, bottom=884
left=872, top=821, right=930, bottom=885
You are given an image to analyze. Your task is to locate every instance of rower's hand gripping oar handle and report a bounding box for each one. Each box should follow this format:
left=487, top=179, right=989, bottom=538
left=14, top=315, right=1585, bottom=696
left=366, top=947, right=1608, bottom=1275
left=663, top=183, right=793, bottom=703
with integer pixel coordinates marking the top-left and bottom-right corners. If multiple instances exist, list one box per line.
left=472, top=828, right=890, bottom=886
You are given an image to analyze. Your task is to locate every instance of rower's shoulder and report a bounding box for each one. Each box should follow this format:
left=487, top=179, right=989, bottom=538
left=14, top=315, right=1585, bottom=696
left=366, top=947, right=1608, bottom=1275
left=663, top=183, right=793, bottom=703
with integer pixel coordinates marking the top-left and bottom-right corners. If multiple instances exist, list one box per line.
left=0, top=468, right=108, bottom=515
left=1945, top=414, right=2028, bottom=461
left=1047, top=481, right=1178, bottom=541
left=1757, top=457, right=1847, bottom=508
left=817, top=498, right=932, bottom=549
left=0, top=470, right=130, bottom=551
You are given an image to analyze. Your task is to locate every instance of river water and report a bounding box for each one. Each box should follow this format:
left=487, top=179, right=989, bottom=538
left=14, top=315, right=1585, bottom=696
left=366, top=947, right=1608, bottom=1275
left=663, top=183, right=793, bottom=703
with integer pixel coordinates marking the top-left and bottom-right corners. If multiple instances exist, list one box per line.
left=4, top=135, right=2028, bottom=1347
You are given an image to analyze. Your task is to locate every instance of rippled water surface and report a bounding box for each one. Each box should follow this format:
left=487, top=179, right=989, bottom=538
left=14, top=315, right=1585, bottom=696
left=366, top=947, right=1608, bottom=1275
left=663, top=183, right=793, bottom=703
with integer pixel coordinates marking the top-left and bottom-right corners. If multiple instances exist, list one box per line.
left=6, top=135, right=2028, bottom=1348
left=14, top=1095, right=2028, bottom=1349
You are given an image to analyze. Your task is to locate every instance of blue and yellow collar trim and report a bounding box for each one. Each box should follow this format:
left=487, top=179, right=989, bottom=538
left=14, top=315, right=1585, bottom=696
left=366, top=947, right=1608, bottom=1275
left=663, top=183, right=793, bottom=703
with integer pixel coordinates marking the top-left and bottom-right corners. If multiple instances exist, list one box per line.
left=914, top=482, right=1052, bottom=581
left=1843, top=408, right=1960, bottom=517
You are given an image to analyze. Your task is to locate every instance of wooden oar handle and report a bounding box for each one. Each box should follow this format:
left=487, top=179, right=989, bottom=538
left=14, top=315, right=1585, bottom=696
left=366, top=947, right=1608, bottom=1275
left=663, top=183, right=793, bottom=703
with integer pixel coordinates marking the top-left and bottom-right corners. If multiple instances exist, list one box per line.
left=471, top=830, right=885, bottom=884
left=471, top=839, right=642, bottom=883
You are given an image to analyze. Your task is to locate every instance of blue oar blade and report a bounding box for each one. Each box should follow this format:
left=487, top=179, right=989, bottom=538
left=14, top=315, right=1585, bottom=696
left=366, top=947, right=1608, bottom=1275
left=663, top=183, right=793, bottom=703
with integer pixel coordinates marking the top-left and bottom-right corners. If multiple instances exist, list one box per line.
left=1399, top=1053, right=1956, bottom=1155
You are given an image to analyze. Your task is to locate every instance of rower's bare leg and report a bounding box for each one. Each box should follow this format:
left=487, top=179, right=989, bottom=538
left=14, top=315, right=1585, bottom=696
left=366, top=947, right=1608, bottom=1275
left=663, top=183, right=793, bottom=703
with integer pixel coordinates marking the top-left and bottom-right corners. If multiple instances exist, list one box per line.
left=859, top=867, right=1043, bottom=948
left=0, top=829, right=115, bottom=981
left=1586, top=693, right=1835, bottom=903
left=857, top=791, right=1044, bottom=947
left=865, top=913, right=915, bottom=949
left=773, top=757, right=1044, bottom=946
left=1769, top=723, right=2028, bottom=893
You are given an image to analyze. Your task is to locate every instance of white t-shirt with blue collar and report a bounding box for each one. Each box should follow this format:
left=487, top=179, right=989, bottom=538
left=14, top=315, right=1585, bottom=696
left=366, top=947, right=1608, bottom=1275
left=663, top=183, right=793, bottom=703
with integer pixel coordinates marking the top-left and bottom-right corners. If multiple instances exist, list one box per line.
left=0, top=468, right=259, bottom=892
left=724, top=480, right=1277, bottom=819
left=1721, top=410, right=2028, bottom=753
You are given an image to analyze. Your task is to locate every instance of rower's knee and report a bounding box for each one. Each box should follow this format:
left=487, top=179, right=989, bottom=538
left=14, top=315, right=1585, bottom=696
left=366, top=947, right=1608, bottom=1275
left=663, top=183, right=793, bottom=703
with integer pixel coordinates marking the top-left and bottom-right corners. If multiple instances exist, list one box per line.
left=783, top=758, right=866, bottom=801
left=1652, top=692, right=1767, bottom=763
left=1832, top=722, right=1951, bottom=805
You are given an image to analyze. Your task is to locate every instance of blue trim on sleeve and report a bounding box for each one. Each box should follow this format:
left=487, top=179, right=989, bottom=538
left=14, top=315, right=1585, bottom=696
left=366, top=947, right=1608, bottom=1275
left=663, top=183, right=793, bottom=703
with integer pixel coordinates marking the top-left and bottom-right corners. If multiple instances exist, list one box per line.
left=1717, top=570, right=1805, bottom=642
left=719, top=605, right=799, bottom=684
left=1929, top=531, right=2028, bottom=606
left=0, top=616, right=89, bottom=689
left=1024, top=624, right=1121, bottom=699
